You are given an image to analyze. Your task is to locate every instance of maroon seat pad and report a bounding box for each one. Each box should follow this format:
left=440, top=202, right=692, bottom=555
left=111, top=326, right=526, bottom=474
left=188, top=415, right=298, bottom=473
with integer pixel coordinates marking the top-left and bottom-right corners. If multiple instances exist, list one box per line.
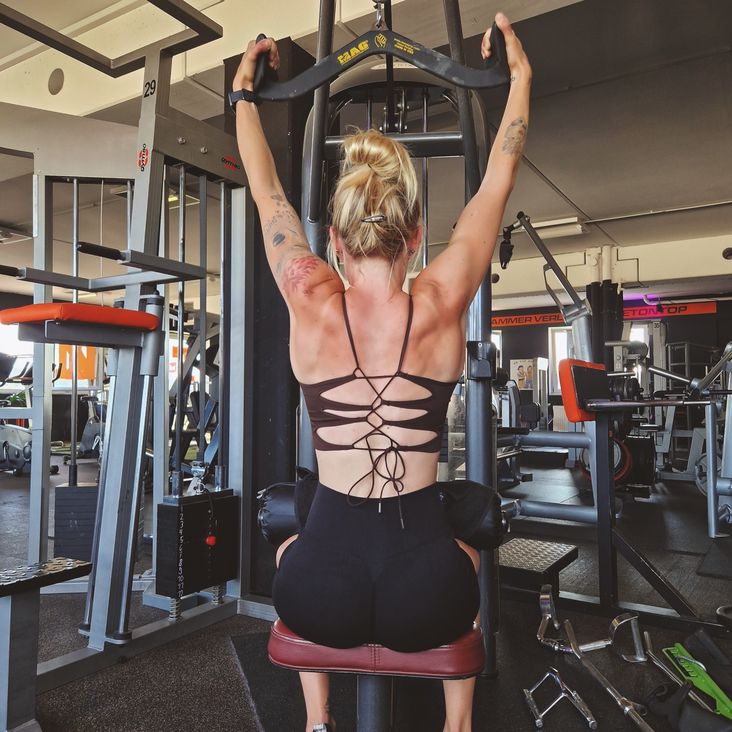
left=268, top=619, right=485, bottom=679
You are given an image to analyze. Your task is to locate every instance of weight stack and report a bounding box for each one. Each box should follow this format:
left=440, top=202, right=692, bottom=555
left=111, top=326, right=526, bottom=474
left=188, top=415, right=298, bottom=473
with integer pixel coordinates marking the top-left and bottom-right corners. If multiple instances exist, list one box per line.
left=155, top=490, right=239, bottom=599
left=54, top=483, right=99, bottom=561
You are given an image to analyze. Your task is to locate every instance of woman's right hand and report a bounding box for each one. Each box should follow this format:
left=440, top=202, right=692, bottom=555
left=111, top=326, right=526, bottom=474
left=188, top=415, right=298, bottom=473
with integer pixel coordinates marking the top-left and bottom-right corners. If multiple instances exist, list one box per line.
left=481, top=12, right=532, bottom=84
left=232, top=36, right=280, bottom=93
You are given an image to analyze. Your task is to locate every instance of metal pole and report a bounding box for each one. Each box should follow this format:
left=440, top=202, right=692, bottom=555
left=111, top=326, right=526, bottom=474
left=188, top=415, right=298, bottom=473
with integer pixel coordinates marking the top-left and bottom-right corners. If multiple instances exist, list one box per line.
left=421, top=89, right=429, bottom=269
left=306, top=0, right=336, bottom=226
left=69, top=178, right=79, bottom=486
left=442, top=0, right=497, bottom=676
left=198, top=174, right=208, bottom=464
left=595, top=412, right=618, bottom=607
left=706, top=401, right=720, bottom=538
left=172, top=165, right=186, bottom=494
left=217, top=182, right=231, bottom=490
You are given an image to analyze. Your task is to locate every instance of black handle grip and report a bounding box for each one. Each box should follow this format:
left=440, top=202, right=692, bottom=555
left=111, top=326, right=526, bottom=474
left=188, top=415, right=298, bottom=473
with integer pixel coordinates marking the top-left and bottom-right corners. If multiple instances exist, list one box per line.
left=253, top=33, right=270, bottom=91
left=484, top=22, right=509, bottom=79
left=77, top=240, right=123, bottom=261
left=0, top=265, right=20, bottom=278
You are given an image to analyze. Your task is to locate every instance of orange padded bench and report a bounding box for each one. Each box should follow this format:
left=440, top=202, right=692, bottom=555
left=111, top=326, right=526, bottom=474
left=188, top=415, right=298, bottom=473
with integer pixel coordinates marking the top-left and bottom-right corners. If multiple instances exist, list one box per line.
left=268, top=619, right=485, bottom=732
left=0, top=302, right=161, bottom=349
left=0, top=303, right=159, bottom=331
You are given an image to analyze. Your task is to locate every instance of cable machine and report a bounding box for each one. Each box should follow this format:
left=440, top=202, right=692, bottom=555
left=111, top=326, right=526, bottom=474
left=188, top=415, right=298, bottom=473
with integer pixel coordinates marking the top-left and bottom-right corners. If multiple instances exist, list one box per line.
left=244, top=0, right=510, bottom=675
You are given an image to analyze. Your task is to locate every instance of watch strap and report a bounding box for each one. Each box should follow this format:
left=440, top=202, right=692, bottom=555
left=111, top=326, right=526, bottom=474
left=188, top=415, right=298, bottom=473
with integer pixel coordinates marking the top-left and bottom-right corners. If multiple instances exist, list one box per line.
left=228, top=88, right=260, bottom=109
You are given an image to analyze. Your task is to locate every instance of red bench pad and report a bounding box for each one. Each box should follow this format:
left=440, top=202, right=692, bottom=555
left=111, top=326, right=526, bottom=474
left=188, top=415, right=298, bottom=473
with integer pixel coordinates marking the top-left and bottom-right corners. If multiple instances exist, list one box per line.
left=268, top=619, right=485, bottom=679
left=558, top=358, right=606, bottom=423
left=0, top=303, right=159, bottom=331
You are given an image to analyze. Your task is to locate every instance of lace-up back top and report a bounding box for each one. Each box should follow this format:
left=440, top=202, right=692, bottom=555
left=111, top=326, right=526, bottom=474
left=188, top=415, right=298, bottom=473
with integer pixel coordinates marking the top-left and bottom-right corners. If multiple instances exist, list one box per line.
left=300, top=294, right=457, bottom=524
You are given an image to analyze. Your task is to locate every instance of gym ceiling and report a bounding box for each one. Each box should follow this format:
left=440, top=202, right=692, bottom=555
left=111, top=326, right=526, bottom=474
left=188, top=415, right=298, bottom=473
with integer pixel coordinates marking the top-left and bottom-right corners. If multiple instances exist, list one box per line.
left=0, top=0, right=730, bottom=305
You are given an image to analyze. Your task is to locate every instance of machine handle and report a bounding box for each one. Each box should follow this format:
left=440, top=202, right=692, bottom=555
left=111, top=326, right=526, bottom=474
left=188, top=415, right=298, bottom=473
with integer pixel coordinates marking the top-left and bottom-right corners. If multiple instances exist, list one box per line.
left=0, top=265, right=20, bottom=278
left=77, top=241, right=124, bottom=261
left=253, top=33, right=273, bottom=91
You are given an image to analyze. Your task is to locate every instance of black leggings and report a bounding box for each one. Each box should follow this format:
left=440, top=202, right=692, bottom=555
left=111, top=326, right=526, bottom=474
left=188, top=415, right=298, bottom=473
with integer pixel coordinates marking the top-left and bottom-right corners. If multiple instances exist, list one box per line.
left=272, top=482, right=480, bottom=653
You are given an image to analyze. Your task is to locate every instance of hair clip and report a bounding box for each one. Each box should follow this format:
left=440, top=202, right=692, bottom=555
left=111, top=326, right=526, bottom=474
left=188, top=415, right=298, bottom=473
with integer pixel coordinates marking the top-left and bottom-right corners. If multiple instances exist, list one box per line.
left=362, top=214, right=386, bottom=223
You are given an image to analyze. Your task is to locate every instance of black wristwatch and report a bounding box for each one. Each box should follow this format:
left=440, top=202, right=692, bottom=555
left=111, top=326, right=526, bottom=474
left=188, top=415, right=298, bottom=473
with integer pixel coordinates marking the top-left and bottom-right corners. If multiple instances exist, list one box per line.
left=228, top=88, right=260, bottom=109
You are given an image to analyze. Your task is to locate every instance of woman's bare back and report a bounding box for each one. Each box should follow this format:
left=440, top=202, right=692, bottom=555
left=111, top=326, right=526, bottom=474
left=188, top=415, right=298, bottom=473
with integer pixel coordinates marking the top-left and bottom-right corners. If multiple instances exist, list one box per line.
left=291, top=286, right=465, bottom=497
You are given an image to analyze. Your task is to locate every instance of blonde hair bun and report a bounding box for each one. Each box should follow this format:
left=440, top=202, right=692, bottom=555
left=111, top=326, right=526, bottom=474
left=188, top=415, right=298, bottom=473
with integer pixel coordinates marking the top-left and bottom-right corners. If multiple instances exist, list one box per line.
left=329, top=129, right=420, bottom=264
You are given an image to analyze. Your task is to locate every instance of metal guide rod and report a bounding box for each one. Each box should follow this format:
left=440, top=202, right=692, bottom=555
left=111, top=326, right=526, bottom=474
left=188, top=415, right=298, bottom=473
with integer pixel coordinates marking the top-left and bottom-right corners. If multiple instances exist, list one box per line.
left=442, top=0, right=497, bottom=676
left=217, top=182, right=232, bottom=490
left=323, top=131, right=464, bottom=160
left=173, top=165, right=186, bottom=487
left=307, top=0, right=336, bottom=226
left=384, top=0, right=395, bottom=132
left=198, top=175, right=208, bottom=464
left=69, top=178, right=79, bottom=485
left=421, top=89, right=429, bottom=269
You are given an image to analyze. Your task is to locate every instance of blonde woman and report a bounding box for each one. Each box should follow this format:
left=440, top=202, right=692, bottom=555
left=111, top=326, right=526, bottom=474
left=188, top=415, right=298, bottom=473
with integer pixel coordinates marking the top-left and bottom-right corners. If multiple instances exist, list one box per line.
left=233, top=13, right=530, bottom=732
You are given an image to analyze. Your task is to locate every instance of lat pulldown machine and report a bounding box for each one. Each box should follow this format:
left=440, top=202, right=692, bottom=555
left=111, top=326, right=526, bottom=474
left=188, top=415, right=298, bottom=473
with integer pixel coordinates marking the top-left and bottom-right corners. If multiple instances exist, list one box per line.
left=244, top=0, right=510, bottom=683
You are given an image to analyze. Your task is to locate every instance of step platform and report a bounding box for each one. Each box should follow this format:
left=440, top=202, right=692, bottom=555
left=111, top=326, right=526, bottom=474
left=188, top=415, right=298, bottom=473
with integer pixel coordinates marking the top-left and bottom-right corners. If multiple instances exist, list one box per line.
left=499, top=537, right=578, bottom=596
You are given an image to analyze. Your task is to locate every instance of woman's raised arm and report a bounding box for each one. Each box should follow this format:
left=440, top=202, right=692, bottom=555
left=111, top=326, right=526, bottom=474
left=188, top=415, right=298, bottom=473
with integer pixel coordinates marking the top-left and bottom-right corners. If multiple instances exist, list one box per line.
left=233, top=39, right=342, bottom=310
left=413, top=13, right=531, bottom=317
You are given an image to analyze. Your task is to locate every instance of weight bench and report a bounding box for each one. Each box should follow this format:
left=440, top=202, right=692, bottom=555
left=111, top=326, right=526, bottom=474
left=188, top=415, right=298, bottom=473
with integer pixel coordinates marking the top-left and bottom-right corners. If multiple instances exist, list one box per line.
left=0, top=558, right=91, bottom=732
left=0, top=300, right=164, bottom=646
left=268, top=619, right=485, bottom=732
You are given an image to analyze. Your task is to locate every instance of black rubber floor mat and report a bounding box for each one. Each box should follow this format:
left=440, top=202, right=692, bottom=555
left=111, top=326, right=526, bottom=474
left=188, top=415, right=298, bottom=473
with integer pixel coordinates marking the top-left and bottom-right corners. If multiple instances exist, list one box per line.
left=698, top=539, right=732, bottom=579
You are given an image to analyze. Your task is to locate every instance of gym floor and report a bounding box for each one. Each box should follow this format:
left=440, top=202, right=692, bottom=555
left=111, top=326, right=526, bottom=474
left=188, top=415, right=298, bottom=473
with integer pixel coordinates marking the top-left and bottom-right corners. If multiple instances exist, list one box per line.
left=2, top=454, right=731, bottom=730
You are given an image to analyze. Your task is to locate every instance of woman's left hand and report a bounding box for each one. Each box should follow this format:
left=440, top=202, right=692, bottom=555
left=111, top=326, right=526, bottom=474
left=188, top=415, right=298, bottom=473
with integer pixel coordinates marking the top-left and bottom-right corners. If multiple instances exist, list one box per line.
left=232, top=36, right=280, bottom=92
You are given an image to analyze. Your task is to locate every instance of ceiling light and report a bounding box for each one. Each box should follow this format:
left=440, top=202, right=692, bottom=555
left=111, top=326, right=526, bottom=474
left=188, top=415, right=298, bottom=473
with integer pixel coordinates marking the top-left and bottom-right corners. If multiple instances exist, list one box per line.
left=519, top=216, right=588, bottom=239
left=0, top=225, right=32, bottom=244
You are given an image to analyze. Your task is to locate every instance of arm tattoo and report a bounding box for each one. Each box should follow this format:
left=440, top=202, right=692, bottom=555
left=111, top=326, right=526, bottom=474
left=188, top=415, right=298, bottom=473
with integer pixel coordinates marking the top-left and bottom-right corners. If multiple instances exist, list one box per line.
left=272, top=232, right=286, bottom=247
left=501, top=117, right=528, bottom=156
left=281, top=255, right=321, bottom=296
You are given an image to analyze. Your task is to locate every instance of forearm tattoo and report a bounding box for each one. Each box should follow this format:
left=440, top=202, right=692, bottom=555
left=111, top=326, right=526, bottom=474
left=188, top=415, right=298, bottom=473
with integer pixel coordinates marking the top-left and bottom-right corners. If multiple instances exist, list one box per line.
left=501, top=117, right=528, bottom=156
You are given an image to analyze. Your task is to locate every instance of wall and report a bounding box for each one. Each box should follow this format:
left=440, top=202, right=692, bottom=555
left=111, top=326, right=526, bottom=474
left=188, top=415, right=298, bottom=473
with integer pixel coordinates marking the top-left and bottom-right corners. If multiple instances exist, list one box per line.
left=497, top=299, right=732, bottom=368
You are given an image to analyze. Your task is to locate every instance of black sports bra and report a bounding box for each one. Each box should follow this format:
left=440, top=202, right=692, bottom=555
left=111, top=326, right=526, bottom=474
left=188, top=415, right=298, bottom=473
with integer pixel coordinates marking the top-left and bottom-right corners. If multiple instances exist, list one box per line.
left=300, top=293, right=457, bottom=524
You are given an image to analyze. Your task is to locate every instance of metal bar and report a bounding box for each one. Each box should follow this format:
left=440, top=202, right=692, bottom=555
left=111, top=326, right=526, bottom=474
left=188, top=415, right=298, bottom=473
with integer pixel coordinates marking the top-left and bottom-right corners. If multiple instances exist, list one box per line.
left=228, top=187, right=254, bottom=597
left=217, top=182, right=232, bottom=490
left=324, top=131, right=464, bottom=160
left=517, top=500, right=598, bottom=524
left=442, top=0, right=497, bottom=678
left=518, top=429, right=591, bottom=449
left=198, top=175, right=208, bottom=463
left=594, top=413, right=618, bottom=607
left=306, top=0, right=336, bottom=223
left=383, top=0, right=395, bottom=132
left=77, top=241, right=124, bottom=261
left=518, top=213, right=585, bottom=311
left=89, top=271, right=196, bottom=292
left=120, top=250, right=206, bottom=280
left=647, top=364, right=692, bottom=386
left=706, top=401, right=721, bottom=537
left=69, top=178, right=79, bottom=485
left=0, top=1, right=222, bottom=79
left=356, top=675, right=393, bottom=732
left=0, top=408, right=31, bottom=420
left=255, top=29, right=510, bottom=101
left=421, top=89, right=429, bottom=269
left=28, top=175, right=53, bottom=564
left=613, top=530, right=697, bottom=617
left=18, top=322, right=144, bottom=350
left=17, top=268, right=89, bottom=291
left=696, top=342, right=732, bottom=394
left=173, top=165, right=186, bottom=481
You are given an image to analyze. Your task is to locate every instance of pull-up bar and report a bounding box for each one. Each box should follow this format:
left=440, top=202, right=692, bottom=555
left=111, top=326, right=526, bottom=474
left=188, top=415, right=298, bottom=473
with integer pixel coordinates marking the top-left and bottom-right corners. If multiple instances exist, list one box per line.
left=241, top=23, right=509, bottom=104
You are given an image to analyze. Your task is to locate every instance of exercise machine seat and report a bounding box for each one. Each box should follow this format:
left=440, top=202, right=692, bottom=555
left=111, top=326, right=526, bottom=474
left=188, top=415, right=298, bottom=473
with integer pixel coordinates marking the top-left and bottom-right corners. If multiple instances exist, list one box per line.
left=268, top=619, right=485, bottom=679
left=0, top=303, right=159, bottom=331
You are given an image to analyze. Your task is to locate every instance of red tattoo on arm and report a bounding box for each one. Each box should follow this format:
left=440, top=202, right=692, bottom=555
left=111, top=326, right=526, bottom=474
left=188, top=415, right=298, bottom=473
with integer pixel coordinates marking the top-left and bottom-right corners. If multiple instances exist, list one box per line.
left=281, top=255, right=321, bottom=296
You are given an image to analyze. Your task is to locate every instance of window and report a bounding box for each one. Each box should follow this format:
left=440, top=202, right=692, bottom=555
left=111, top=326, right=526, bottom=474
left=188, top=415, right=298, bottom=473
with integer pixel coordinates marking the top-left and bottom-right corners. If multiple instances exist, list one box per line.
left=491, top=330, right=502, bottom=367
left=548, top=326, right=573, bottom=394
